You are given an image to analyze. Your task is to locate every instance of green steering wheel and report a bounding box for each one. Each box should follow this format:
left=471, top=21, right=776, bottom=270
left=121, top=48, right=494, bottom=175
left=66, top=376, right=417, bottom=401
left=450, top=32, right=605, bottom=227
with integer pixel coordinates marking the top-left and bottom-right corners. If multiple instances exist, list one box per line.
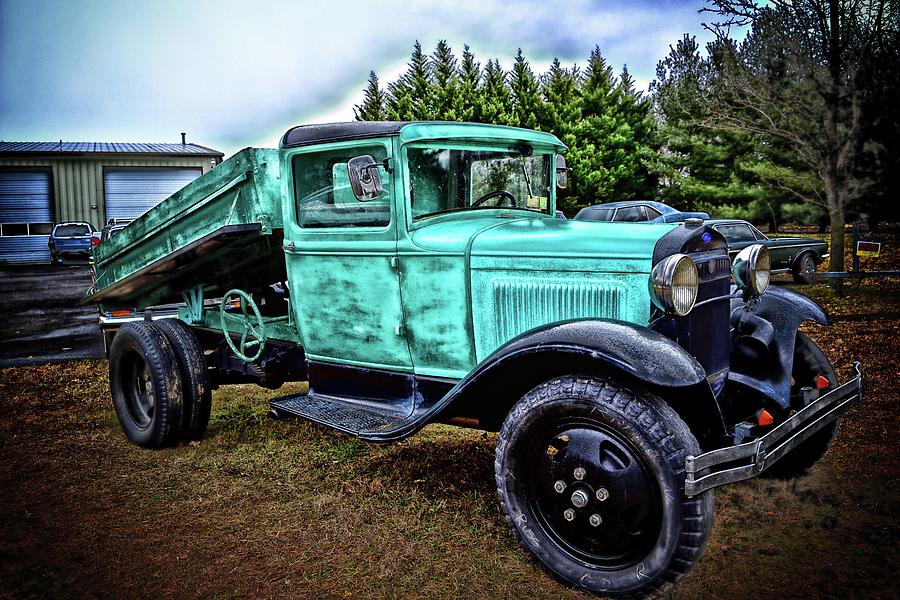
left=220, top=289, right=266, bottom=362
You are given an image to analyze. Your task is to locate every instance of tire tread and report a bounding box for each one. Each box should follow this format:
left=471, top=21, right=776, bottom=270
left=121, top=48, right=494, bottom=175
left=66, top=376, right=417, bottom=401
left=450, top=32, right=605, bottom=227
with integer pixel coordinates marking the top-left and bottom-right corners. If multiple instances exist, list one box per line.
left=495, top=375, right=714, bottom=599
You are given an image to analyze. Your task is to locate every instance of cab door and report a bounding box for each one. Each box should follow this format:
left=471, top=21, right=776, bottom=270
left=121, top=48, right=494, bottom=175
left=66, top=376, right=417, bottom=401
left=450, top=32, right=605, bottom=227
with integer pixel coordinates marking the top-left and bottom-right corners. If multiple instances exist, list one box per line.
left=282, top=141, right=412, bottom=371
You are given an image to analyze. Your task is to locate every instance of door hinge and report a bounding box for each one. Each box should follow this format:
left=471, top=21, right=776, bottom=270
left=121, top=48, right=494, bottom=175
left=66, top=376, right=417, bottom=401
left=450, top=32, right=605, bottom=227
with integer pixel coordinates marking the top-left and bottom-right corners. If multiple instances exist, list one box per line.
left=381, top=157, right=394, bottom=174
left=390, top=256, right=399, bottom=269
left=395, top=324, right=406, bottom=336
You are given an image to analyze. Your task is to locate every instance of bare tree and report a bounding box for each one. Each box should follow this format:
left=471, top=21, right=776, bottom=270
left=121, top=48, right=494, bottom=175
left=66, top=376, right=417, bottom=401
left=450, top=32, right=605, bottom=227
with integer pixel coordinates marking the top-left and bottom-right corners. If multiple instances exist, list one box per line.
left=702, top=0, right=899, bottom=280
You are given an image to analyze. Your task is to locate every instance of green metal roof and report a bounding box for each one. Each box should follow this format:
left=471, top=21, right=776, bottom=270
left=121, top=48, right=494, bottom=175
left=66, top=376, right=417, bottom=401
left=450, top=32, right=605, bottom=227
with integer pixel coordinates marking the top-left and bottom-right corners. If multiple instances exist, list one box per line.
left=0, top=141, right=223, bottom=156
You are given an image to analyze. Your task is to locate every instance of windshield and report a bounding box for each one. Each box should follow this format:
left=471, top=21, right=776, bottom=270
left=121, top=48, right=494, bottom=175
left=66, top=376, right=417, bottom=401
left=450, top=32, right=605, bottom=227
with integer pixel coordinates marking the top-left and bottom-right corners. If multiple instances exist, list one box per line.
left=407, top=145, right=553, bottom=221
left=55, top=224, right=91, bottom=237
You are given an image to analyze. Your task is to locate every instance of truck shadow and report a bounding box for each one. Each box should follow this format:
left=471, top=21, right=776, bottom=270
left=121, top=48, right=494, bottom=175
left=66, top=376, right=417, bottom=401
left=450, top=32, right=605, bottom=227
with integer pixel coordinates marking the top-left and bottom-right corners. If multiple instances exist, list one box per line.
left=357, top=428, right=500, bottom=506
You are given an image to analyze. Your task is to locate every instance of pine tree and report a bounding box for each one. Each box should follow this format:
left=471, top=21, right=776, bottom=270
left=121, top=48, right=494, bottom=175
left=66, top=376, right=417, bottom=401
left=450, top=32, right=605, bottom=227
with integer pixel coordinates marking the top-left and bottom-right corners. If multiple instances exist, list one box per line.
left=353, top=71, right=386, bottom=121
left=564, top=46, right=621, bottom=207
left=480, top=59, right=512, bottom=125
left=539, top=58, right=580, bottom=139
left=386, top=41, right=432, bottom=120
left=430, top=40, right=458, bottom=120
left=453, top=45, right=482, bottom=122
left=610, top=65, right=658, bottom=199
left=508, top=49, right=543, bottom=130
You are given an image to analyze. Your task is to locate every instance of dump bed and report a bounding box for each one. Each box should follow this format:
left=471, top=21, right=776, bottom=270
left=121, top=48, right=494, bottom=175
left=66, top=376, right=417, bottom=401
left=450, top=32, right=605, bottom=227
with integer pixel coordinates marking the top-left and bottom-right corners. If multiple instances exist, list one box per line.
left=86, top=148, right=284, bottom=310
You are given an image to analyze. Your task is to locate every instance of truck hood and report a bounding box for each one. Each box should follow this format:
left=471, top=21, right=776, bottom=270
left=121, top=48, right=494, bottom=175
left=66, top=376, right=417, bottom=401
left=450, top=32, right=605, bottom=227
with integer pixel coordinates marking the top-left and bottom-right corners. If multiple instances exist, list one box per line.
left=409, top=213, right=676, bottom=273
left=412, top=214, right=679, bottom=361
left=470, top=217, right=675, bottom=268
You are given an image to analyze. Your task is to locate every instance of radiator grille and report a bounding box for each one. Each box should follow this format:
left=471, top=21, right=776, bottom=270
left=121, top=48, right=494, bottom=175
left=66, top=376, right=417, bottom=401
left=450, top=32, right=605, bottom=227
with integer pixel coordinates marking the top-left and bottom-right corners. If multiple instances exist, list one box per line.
left=492, top=279, right=624, bottom=347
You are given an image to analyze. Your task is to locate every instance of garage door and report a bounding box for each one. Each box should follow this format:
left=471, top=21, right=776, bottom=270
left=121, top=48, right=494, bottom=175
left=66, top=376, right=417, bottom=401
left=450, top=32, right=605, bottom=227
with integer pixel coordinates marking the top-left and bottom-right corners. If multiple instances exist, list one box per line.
left=0, top=171, right=53, bottom=264
left=104, top=168, right=202, bottom=221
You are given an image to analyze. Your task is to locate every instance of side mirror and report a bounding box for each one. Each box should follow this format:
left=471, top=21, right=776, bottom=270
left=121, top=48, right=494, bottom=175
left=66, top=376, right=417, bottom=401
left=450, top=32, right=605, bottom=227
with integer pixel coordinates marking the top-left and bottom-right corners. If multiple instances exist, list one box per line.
left=556, top=155, right=569, bottom=189
left=347, top=155, right=384, bottom=201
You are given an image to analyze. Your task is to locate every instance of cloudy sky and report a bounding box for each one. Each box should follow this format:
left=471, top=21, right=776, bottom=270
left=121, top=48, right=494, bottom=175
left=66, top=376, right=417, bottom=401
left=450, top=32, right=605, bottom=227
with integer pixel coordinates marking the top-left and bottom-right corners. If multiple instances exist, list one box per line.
left=0, top=0, right=718, bottom=158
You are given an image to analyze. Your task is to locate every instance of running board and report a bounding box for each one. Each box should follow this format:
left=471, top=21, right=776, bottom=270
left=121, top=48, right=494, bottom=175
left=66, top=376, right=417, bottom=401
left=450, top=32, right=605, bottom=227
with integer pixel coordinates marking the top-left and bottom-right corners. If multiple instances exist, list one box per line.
left=269, top=392, right=423, bottom=441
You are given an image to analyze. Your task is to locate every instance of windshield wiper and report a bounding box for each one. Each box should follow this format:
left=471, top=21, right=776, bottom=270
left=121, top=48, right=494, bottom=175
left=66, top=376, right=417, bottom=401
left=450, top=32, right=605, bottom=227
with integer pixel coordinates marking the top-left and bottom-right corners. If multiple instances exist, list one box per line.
left=521, top=164, right=534, bottom=198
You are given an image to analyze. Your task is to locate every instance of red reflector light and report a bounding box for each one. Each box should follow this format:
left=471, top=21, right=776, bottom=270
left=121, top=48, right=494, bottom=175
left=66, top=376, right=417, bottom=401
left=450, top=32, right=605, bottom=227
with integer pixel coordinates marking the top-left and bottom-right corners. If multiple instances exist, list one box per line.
left=815, top=375, right=830, bottom=390
left=110, top=310, right=132, bottom=317
left=91, top=236, right=101, bottom=247
left=757, top=409, right=774, bottom=426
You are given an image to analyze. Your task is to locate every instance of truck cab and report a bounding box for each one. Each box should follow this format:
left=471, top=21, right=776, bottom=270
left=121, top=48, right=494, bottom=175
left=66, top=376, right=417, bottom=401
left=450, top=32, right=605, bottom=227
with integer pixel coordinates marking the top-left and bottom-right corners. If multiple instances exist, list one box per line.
left=87, top=121, right=862, bottom=598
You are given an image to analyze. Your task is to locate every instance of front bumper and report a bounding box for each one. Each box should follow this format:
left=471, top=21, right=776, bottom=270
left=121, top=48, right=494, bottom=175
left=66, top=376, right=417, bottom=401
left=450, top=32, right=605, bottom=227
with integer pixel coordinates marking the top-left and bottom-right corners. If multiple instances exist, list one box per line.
left=684, top=362, right=862, bottom=496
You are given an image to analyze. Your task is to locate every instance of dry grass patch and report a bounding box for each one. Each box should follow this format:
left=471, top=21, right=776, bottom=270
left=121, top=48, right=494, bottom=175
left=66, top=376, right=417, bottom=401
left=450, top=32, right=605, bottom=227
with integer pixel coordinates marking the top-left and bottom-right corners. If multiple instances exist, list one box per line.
left=1, top=282, right=898, bottom=598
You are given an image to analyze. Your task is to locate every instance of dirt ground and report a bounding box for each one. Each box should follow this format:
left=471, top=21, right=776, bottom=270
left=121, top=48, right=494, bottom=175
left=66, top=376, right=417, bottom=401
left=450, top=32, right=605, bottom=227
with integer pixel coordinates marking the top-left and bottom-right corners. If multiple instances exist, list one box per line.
left=1, top=248, right=899, bottom=598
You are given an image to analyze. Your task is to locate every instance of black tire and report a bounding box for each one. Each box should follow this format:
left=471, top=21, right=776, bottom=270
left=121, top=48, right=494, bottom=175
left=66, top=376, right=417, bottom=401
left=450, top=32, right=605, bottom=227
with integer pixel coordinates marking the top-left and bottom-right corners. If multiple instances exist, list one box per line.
left=792, top=252, right=818, bottom=284
left=154, top=319, right=212, bottom=441
left=108, top=321, right=184, bottom=448
left=495, top=376, right=714, bottom=598
left=764, top=332, right=839, bottom=478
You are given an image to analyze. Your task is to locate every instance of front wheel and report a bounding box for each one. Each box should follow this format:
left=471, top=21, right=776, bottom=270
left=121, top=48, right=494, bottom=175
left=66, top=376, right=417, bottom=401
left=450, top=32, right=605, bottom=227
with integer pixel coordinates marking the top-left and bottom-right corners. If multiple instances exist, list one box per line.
left=495, top=376, right=713, bottom=598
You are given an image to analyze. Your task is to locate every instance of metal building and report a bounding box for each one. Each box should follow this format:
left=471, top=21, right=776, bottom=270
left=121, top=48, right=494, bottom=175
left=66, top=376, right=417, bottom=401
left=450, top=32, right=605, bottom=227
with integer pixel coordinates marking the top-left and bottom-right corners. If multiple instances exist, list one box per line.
left=0, top=139, right=223, bottom=264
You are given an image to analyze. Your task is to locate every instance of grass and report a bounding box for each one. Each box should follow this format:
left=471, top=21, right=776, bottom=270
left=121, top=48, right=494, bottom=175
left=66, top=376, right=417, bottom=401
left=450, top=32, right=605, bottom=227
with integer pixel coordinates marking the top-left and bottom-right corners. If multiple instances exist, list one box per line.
left=1, top=276, right=899, bottom=598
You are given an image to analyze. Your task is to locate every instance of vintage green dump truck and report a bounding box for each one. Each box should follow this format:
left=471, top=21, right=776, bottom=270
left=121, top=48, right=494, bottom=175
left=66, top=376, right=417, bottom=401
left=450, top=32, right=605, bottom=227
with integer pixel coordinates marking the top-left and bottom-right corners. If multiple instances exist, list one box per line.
left=86, top=121, right=862, bottom=598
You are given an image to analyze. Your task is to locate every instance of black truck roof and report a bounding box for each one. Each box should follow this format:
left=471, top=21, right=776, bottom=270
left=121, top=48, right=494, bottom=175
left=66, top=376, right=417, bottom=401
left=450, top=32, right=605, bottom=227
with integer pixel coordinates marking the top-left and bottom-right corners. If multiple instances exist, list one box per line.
left=281, top=122, right=410, bottom=148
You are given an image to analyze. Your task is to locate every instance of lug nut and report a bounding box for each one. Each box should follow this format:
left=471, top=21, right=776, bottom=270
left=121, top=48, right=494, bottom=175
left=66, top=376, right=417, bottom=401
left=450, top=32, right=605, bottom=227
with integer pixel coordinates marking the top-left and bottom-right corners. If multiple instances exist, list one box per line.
left=573, top=467, right=586, bottom=480
left=589, top=514, right=602, bottom=527
left=571, top=489, right=589, bottom=508
left=596, top=487, right=609, bottom=501
left=563, top=508, right=576, bottom=521
left=553, top=480, right=566, bottom=493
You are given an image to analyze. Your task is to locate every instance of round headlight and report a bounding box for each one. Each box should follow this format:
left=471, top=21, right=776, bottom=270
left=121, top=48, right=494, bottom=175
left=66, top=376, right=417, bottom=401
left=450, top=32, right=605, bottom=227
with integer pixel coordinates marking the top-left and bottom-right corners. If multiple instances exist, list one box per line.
left=732, top=244, right=771, bottom=296
left=649, top=254, right=699, bottom=316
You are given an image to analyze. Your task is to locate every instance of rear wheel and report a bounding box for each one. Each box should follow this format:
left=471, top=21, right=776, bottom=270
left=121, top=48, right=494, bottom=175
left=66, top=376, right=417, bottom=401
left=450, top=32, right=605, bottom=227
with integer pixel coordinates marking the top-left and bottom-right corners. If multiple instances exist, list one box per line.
left=155, top=319, right=211, bottom=441
left=108, top=322, right=183, bottom=448
left=764, top=332, right=839, bottom=478
left=495, top=376, right=713, bottom=598
left=792, top=253, right=817, bottom=284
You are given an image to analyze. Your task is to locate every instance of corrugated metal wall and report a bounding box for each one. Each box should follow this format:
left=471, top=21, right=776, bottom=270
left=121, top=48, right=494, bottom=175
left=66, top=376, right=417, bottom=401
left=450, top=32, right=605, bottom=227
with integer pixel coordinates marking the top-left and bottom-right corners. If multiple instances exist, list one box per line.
left=104, top=168, right=202, bottom=220
left=0, top=156, right=216, bottom=229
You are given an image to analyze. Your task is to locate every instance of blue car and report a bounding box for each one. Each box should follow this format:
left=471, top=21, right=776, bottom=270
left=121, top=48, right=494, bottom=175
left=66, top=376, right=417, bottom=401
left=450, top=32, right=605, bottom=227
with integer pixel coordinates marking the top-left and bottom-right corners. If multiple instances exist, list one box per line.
left=574, top=201, right=709, bottom=223
left=49, top=221, right=95, bottom=266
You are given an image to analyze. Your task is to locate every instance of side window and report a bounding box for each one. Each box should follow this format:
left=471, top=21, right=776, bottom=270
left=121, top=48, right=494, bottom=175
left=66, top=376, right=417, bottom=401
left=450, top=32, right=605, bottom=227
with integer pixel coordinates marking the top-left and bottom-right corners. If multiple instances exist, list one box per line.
left=718, top=224, right=755, bottom=243
left=615, top=206, right=647, bottom=222
left=294, top=145, right=391, bottom=228
left=644, top=206, right=662, bottom=219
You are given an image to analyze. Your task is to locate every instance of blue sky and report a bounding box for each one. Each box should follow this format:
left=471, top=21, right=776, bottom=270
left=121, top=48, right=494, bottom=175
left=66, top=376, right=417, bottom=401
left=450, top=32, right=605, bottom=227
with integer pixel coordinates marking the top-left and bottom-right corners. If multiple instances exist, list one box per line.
left=0, top=0, right=717, bottom=158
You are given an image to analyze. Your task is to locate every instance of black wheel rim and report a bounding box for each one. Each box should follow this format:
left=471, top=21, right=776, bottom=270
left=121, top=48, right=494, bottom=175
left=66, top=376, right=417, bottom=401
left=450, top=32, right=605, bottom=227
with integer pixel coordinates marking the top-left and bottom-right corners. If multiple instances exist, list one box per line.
left=522, top=416, right=663, bottom=568
left=122, top=349, right=154, bottom=430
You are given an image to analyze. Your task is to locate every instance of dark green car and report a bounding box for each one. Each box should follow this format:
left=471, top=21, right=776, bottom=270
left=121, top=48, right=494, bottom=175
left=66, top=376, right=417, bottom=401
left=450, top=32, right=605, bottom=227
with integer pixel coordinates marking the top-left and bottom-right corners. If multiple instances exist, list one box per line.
left=707, top=219, right=829, bottom=283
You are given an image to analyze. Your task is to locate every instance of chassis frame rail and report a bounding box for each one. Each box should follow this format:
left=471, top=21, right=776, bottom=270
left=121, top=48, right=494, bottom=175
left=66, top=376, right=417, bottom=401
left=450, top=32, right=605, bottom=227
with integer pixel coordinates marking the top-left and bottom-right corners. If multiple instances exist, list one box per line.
left=685, top=362, right=862, bottom=496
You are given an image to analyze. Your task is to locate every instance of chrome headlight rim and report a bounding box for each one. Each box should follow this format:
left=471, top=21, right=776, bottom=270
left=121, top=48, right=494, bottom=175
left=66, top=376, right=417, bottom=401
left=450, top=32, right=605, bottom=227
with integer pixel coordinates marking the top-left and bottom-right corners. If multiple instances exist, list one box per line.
left=732, top=244, right=771, bottom=296
left=649, top=253, right=699, bottom=317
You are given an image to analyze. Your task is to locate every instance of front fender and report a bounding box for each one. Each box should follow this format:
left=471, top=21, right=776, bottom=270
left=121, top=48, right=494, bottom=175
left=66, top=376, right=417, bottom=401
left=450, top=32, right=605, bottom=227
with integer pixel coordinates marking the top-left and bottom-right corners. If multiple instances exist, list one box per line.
left=422, top=320, right=726, bottom=445
left=728, top=285, right=830, bottom=408
left=469, top=319, right=707, bottom=388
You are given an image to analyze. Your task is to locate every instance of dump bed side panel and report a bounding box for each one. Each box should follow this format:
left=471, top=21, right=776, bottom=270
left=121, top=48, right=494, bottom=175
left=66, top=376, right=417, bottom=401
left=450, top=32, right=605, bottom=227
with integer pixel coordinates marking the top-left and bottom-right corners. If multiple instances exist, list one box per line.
left=87, top=148, right=285, bottom=309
